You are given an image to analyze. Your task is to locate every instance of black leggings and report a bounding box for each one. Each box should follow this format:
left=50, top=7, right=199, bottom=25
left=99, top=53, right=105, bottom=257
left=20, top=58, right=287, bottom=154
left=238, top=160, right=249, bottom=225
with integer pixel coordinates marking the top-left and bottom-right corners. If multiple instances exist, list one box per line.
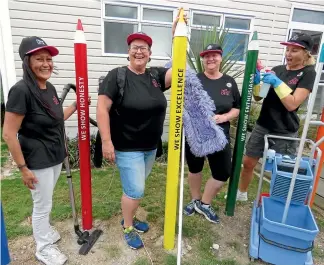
left=185, top=140, right=232, bottom=182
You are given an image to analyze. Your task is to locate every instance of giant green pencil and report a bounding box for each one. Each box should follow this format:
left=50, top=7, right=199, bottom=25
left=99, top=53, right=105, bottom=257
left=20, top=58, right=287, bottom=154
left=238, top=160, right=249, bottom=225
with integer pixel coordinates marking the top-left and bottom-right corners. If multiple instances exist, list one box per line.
left=225, top=31, right=259, bottom=216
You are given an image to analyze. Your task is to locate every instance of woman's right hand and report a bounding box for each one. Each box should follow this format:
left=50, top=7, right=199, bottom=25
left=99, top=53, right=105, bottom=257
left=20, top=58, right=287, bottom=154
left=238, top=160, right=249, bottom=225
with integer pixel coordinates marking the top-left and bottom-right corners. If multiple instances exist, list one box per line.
left=21, top=167, right=38, bottom=190
left=102, top=140, right=115, bottom=162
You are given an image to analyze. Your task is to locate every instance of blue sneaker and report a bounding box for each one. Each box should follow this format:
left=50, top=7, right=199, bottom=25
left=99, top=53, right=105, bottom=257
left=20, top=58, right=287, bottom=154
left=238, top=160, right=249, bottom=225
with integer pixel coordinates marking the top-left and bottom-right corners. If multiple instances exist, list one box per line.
left=121, top=217, right=149, bottom=233
left=194, top=201, right=219, bottom=224
left=123, top=226, right=143, bottom=249
left=183, top=200, right=198, bottom=216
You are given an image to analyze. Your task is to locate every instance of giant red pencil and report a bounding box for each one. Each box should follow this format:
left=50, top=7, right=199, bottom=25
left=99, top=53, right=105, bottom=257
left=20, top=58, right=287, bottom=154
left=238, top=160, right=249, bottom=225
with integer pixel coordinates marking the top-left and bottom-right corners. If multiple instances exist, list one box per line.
left=74, top=19, right=92, bottom=230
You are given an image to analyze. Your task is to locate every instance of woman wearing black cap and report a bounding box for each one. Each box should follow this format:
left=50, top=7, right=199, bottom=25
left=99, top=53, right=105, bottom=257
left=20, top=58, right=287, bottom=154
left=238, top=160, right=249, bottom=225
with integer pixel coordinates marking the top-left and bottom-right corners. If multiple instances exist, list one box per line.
left=2, top=36, right=85, bottom=265
left=183, top=44, right=241, bottom=223
left=96, top=15, right=186, bottom=249
left=237, top=33, right=316, bottom=201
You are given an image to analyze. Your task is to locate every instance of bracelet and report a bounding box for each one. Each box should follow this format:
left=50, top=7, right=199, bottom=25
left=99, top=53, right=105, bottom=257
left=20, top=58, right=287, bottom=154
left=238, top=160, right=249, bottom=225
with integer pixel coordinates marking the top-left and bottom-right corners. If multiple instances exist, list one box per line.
left=72, top=101, right=77, bottom=109
left=18, top=164, right=27, bottom=170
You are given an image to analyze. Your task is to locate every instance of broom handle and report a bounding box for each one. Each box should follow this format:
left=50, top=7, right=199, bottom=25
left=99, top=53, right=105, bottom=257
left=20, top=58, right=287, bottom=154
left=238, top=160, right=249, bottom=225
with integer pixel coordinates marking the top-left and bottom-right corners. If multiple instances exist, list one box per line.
left=282, top=46, right=324, bottom=223
left=177, top=129, right=186, bottom=265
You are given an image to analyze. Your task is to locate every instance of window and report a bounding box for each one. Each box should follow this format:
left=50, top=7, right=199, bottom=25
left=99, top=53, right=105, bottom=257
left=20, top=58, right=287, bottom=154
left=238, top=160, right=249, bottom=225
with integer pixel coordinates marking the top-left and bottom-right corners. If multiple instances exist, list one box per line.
left=102, top=3, right=253, bottom=61
left=292, top=9, right=324, bottom=25
left=189, top=11, right=252, bottom=61
left=102, top=2, right=174, bottom=57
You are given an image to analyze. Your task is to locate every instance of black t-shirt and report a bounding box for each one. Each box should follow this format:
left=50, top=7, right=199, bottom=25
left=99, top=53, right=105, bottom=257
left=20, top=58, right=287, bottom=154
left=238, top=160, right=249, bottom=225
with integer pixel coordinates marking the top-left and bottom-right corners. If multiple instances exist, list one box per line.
left=257, top=65, right=316, bottom=133
left=98, top=67, right=169, bottom=151
left=5, top=80, right=66, bottom=169
left=197, top=73, right=241, bottom=137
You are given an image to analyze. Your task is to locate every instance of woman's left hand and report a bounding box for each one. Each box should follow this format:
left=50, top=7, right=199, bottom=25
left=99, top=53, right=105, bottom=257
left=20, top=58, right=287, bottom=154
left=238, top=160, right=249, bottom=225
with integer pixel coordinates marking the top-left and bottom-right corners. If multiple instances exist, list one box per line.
left=214, top=114, right=228, bottom=124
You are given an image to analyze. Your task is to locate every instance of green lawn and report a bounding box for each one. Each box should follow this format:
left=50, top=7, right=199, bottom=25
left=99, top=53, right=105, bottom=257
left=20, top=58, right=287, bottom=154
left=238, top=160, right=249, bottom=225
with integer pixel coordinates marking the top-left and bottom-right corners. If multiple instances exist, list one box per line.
left=1, top=162, right=268, bottom=265
left=1, top=156, right=323, bottom=265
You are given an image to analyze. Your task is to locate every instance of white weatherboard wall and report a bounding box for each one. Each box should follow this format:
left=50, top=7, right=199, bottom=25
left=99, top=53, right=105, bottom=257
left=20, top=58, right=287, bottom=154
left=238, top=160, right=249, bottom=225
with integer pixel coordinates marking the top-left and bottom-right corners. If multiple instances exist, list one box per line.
left=8, top=0, right=324, bottom=139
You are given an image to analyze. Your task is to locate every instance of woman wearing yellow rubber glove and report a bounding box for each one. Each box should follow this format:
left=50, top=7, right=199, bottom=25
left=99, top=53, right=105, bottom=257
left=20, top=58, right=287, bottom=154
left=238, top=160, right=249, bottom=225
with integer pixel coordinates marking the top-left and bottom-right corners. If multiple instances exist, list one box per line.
left=237, top=33, right=316, bottom=201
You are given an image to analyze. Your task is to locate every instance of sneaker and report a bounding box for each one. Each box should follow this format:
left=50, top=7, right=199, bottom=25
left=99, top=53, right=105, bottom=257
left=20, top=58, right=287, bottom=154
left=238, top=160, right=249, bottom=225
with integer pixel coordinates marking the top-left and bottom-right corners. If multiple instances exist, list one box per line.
left=183, top=200, right=198, bottom=216
left=121, top=217, right=149, bottom=233
left=48, top=226, right=61, bottom=244
left=123, top=226, right=143, bottom=250
left=35, top=244, right=67, bottom=265
left=236, top=191, right=248, bottom=202
left=224, top=191, right=248, bottom=202
left=194, top=201, right=219, bottom=224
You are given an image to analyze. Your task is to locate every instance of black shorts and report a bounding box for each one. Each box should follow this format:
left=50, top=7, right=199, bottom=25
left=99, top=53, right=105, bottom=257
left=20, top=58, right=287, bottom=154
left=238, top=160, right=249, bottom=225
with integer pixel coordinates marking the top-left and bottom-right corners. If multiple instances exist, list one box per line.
left=245, top=123, right=298, bottom=158
left=185, top=140, right=232, bottom=182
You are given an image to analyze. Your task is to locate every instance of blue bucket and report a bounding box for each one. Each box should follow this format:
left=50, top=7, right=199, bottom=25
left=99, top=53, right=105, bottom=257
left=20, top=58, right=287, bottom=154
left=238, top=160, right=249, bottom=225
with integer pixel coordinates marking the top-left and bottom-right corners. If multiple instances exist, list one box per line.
left=1, top=203, right=11, bottom=265
left=259, top=197, right=319, bottom=265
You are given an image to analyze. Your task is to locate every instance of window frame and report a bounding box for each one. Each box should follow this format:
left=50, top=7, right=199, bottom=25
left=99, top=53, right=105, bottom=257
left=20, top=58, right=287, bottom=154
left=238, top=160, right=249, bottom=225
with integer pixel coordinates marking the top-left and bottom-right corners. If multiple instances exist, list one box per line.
left=101, top=1, right=176, bottom=59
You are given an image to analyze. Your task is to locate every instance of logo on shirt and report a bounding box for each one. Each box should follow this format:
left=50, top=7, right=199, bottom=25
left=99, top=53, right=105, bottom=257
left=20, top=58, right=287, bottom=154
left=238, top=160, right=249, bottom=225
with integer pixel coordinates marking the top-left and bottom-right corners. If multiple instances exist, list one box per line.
left=297, top=72, right=303, bottom=77
left=53, top=96, right=59, bottom=105
left=288, top=77, right=299, bottom=85
left=152, top=79, right=159, bottom=88
left=221, top=88, right=231, bottom=96
left=226, top=82, right=232, bottom=88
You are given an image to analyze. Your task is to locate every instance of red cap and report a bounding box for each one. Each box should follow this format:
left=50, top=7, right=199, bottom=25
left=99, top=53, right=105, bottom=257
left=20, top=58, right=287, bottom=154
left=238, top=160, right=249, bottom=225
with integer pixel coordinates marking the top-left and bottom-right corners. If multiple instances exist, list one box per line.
left=127, top=32, right=152, bottom=47
left=199, top=44, right=223, bottom=57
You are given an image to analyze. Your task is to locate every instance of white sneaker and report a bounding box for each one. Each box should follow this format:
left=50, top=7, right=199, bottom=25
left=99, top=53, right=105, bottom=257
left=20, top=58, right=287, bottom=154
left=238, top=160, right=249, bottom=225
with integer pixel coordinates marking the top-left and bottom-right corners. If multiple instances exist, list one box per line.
left=236, top=190, right=248, bottom=202
left=48, top=226, right=61, bottom=244
left=224, top=191, right=248, bottom=202
left=35, top=244, right=67, bottom=265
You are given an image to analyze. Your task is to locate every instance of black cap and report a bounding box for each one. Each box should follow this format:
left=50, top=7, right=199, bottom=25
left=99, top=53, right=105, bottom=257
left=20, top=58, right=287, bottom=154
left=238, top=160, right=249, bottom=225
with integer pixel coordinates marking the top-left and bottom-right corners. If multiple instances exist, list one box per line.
left=127, top=32, right=153, bottom=47
left=200, top=44, right=223, bottom=57
left=18, top=36, right=59, bottom=60
left=280, top=33, right=314, bottom=51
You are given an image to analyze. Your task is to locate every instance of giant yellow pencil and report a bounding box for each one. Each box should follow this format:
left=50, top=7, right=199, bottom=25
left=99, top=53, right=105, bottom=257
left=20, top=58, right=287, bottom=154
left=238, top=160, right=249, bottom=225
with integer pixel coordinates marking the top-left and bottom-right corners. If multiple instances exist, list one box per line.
left=163, top=8, right=188, bottom=250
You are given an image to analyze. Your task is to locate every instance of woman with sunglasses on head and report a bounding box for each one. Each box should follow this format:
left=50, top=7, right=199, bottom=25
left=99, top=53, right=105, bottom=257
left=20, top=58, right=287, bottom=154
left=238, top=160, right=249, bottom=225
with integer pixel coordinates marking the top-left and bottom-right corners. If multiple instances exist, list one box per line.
left=237, top=33, right=316, bottom=202
left=2, top=36, right=91, bottom=265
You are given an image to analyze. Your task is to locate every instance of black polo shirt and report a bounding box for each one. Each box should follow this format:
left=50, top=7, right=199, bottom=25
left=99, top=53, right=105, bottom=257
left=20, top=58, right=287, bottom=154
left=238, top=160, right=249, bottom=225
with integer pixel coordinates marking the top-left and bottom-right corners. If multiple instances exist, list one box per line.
left=197, top=72, right=241, bottom=138
left=99, top=67, right=169, bottom=151
left=257, top=65, right=316, bottom=133
left=5, top=80, right=66, bottom=169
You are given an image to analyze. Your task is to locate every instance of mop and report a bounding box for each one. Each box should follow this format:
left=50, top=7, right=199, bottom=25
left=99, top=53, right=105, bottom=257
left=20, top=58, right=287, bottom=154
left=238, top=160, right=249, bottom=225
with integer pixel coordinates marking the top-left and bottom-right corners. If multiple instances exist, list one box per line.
left=60, top=84, right=102, bottom=255
left=164, top=61, right=228, bottom=157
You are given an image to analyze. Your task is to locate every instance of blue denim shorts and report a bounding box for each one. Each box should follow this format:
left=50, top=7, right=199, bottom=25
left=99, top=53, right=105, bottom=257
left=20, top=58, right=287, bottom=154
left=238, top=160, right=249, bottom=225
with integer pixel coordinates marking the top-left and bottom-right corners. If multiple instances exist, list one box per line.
left=115, top=149, right=157, bottom=199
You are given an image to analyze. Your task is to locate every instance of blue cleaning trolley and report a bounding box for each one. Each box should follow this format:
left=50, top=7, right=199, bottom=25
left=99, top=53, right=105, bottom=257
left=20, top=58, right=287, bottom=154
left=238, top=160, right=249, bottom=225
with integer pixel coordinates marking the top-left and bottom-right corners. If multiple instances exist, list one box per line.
left=249, top=43, right=324, bottom=265
left=1, top=203, right=11, bottom=265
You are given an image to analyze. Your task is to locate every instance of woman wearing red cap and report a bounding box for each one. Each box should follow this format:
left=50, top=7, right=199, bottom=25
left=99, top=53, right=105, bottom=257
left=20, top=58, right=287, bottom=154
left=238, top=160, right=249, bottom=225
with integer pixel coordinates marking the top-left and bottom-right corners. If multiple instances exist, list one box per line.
left=3, top=36, right=88, bottom=265
left=183, top=44, right=241, bottom=223
left=237, top=33, right=316, bottom=201
left=97, top=15, right=186, bottom=249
